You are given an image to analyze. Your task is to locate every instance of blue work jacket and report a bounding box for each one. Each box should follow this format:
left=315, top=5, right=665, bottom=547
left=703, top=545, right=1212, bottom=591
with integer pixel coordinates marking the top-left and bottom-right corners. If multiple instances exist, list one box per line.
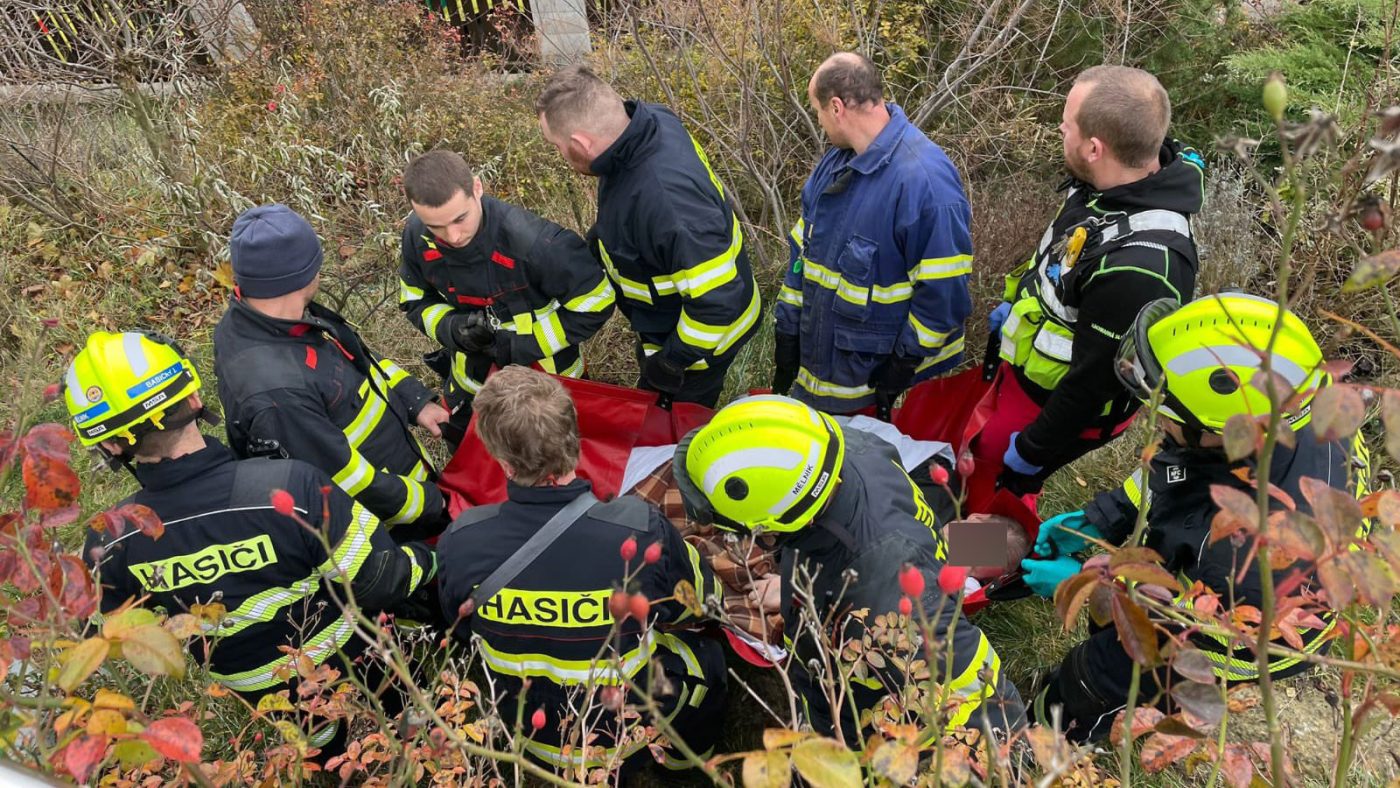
left=774, top=104, right=973, bottom=413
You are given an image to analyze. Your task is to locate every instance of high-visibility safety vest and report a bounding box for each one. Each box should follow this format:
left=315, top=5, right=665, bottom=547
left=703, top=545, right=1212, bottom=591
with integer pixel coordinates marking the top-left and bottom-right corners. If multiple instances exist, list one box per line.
left=1085, top=427, right=1372, bottom=682
left=999, top=193, right=1199, bottom=393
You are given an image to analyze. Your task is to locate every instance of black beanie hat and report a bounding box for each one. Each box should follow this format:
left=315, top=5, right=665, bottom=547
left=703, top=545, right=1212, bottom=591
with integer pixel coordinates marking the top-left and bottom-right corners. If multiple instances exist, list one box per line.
left=229, top=204, right=324, bottom=298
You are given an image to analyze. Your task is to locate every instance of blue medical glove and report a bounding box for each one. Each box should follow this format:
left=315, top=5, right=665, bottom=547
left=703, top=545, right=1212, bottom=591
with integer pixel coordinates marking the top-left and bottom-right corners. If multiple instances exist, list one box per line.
left=1034, top=510, right=1103, bottom=556
left=989, top=301, right=1012, bottom=335
left=1002, top=431, right=1043, bottom=476
left=1021, top=556, right=1084, bottom=598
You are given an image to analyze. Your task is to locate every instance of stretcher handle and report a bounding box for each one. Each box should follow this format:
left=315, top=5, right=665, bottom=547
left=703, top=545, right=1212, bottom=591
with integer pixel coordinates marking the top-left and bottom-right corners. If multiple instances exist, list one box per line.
left=981, top=326, right=1002, bottom=382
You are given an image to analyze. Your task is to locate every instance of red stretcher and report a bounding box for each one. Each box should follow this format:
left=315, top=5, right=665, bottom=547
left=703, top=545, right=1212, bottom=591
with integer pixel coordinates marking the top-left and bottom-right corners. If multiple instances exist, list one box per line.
left=436, top=372, right=1039, bottom=617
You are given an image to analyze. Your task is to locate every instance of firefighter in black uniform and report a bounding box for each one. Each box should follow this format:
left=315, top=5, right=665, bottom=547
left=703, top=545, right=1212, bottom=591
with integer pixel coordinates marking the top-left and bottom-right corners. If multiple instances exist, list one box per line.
left=397, top=149, right=615, bottom=445
left=537, top=65, right=761, bottom=408
left=1025, top=294, right=1370, bottom=742
left=214, top=204, right=452, bottom=540
left=67, top=331, right=434, bottom=754
left=674, top=395, right=1027, bottom=742
left=435, top=367, right=727, bottom=773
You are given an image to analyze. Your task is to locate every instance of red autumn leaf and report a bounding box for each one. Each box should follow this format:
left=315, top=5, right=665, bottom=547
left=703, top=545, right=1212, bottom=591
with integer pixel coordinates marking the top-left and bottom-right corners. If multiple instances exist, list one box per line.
left=1171, top=647, right=1218, bottom=685
left=87, top=509, right=127, bottom=538
left=142, top=716, right=203, bottom=762
left=1299, top=477, right=1366, bottom=549
left=0, top=429, right=15, bottom=473
left=1310, top=384, right=1366, bottom=442
left=51, top=554, right=98, bottom=619
left=63, top=734, right=108, bottom=783
left=1170, top=682, right=1225, bottom=727
left=1110, top=706, right=1164, bottom=747
left=1111, top=594, right=1161, bottom=667
left=1209, top=485, right=1259, bottom=545
left=22, top=453, right=80, bottom=514
left=19, top=423, right=74, bottom=462
left=1221, top=413, right=1261, bottom=462
left=116, top=504, right=164, bottom=540
left=1108, top=546, right=1166, bottom=569
left=1139, top=732, right=1197, bottom=773
left=1220, top=744, right=1255, bottom=788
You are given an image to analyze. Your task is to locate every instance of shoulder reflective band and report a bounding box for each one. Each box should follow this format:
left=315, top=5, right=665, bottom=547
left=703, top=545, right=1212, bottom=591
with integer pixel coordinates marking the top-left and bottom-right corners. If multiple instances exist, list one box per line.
left=1096, top=209, right=1193, bottom=244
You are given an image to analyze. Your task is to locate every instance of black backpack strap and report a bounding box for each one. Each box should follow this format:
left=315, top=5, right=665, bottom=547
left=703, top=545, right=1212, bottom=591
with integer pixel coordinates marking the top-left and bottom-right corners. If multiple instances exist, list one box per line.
left=465, top=491, right=599, bottom=614
left=228, top=458, right=296, bottom=510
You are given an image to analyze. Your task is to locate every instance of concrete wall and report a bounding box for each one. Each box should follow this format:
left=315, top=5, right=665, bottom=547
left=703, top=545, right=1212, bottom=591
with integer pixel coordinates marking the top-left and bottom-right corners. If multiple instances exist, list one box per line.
left=531, top=0, right=590, bottom=66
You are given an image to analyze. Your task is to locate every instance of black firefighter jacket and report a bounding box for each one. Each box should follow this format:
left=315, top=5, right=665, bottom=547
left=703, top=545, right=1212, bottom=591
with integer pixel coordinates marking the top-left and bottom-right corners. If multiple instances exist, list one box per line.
left=1083, top=426, right=1369, bottom=679
left=214, top=298, right=446, bottom=536
left=398, top=197, right=615, bottom=400
left=435, top=480, right=725, bottom=766
left=84, top=437, right=434, bottom=694
left=589, top=101, right=761, bottom=372
left=778, top=429, right=1027, bottom=738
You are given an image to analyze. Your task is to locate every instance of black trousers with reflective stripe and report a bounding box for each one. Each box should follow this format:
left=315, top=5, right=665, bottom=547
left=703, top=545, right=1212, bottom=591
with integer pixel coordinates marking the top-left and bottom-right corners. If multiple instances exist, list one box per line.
left=1045, top=619, right=1320, bottom=743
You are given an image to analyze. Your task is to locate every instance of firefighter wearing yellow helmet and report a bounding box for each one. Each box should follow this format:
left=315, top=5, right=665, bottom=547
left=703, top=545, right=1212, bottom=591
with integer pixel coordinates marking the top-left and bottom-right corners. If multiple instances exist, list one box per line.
left=68, top=331, right=435, bottom=759
left=675, top=395, right=1026, bottom=741
left=1026, top=294, right=1370, bottom=743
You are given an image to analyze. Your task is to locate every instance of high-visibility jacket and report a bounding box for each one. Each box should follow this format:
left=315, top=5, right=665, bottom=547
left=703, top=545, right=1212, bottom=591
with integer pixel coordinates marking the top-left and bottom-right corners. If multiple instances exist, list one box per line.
left=774, top=103, right=973, bottom=413
left=436, top=480, right=725, bottom=769
left=214, top=298, right=446, bottom=536
left=1083, top=427, right=1371, bottom=680
left=84, top=438, right=434, bottom=697
left=779, top=429, right=1026, bottom=737
left=398, top=198, right=615, bottom=402
left=589, top=101, right=761, bottom=374
left=999, top=142, right=1203, bottom=467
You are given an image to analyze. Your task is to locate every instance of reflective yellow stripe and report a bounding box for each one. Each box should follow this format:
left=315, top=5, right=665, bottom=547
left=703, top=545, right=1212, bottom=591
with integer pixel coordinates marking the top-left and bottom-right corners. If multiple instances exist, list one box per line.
left=212, top=578, right=317, bottom=638
left=803, top=259, right=841, bottom=290
left=675, top=285, right=760, bottom=355
left=477, top=630, right=655, bottom=685
left=404, top=546, right=424, bottom=589
left=372, top=360, right=411, bottom=389
left=210, top=616, right=356, bottom=692
left=916, top=254, right=973, bottom=281
left=796, top=368, right=871, bottom=400
left=836, top=279, right=868, bottom=307
left=451, top=354, right=485, bottom=394
left=914, top=335, right=966, bottom=373
left=908, top=313, right=953, bottom=349
left=421, top=304, right=453, bottom=340
left=789, top=218, right=804, bottom=247
left=386, top=477, right=425, bottom=525
left=307, top=721, right=339, bottom=749
left=524, top=735, right=650, bottom=770
left=658, top=219, right=742, bottom=299
left=1123, top=468, right=1146, bottom=509
left=598, top=243, right=652, bottom=305
left=320, top=502, right=379, bottom=578
left=943, top=633, right=1000, bottom=728
left=563, top=277, right=615, bottom=313
left=332, top=451, right=376, bottom=497
left=399, top=279, right=425, bottom=303
left=714, top=287, right=761, bottom=357
left=688, top=133, right=726, bottom=199
left=871, top=281, right=912, bottom=304
left=778, top=285, right=803, bottom=307
left=532, top=309, right=569, bottom=357
left=656, top=632, right=703, bottom=678
left=557, top=355, right=585, bottom=378
left=343, top=384, right=386, bottom=448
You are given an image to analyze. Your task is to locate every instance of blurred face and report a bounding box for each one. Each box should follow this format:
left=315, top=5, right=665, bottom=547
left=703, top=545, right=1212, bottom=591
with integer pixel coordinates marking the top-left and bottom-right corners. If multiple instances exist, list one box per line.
left=539, top=114, right=596, bottom=176
left=1060, top=81, right=1097, bottom=181
left=807, top=77, right=848, bottom=149
left=411, top=179, right=485, bottom=248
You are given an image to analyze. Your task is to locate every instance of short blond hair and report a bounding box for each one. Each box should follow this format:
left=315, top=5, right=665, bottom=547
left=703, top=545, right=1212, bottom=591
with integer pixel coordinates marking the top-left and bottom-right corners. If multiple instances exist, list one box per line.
left=535, top=64, right=626, bottom=137
left=1074, top=65, right=1171, bottom=168
left=474, top=367, right=580, bottom=485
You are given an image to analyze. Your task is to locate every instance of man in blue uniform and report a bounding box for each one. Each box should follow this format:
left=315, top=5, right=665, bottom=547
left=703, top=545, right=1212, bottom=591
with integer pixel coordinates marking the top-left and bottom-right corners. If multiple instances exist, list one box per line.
left=773, top=52, right=973, bottom=416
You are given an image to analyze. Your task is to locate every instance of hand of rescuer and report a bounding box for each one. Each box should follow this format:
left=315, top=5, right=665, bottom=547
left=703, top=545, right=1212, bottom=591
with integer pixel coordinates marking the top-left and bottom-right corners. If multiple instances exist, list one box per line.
left=988, top=301, right=1011, bottom=336
left=871, top=352, right=919, bottom=397
left=450, top=311, right=496, bottom=355
left=772, top=332, right=800, bottom=396
left=415, top=400, right=451, bottom=438
left=1034, top=509, right=1103, bottom=556
left=641, top=352, right=686, bottom=396
left=1020, top=555, right=1083, bottom=598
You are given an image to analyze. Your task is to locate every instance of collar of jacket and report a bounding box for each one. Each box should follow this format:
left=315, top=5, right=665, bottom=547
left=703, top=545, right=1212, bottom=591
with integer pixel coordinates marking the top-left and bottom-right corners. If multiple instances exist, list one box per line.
left=229, top=297, right=351, bottom=346
left=132, top=435, right=236, bottom=491
left=1070, top=139, right=1205, bottom=216
left=506, top=477, right=594, bottom=504
left=589, top=100, right=659, bottom=177
left=1157, top=426, right=1308, bottom=488
left=843, top=102, right=914, bottom=176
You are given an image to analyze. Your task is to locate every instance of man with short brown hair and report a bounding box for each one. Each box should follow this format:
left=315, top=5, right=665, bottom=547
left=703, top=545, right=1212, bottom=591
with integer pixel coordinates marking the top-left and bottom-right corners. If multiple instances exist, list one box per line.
left=970, top=65, right=1205, bottom=509
left=537, top=65, right=761, bottom=408
left=398, top=149, right=614, bottom=446
left=435, top=366, right=727, bottom=773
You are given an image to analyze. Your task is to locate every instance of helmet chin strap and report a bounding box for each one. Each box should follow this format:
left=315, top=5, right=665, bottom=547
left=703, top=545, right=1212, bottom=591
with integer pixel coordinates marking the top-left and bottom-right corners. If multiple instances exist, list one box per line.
left=97, top=405, right=223, bottom=475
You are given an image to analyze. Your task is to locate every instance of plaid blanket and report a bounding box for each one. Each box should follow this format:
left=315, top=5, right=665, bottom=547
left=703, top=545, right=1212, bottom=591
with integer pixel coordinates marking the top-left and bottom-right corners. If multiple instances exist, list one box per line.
left=631, top=461, right=784, bottom=645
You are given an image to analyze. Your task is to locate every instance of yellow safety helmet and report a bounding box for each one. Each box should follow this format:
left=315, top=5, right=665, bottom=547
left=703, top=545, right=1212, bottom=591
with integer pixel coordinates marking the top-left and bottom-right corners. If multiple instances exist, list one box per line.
left=64, top=331, right=202, bottom=448
left=1115, top=294, right=1327, bottom=433
left=674, top=395, right=845, bottom=533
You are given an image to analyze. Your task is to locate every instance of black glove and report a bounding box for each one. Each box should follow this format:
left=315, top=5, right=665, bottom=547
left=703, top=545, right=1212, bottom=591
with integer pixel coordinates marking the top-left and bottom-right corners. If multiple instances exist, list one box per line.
left=493, top=331, right=514, bottom=368
left=640, top=353, right=686, bottom=396
left=450, top=311, right=495, bottom=354
left=871, top=353, right=919, bottom=396
left=773, top=332, right=800, bottom=395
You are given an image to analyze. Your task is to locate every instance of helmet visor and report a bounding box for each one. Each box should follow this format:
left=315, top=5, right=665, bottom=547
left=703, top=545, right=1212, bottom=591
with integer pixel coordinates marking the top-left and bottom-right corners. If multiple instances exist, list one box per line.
left=1115, top=299, right=1180, bottom=402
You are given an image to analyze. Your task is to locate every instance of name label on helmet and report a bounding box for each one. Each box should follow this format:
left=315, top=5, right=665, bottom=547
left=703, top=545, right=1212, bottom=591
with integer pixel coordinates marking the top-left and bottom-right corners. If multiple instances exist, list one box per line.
left=477, top=588, right=614, bottom=628
left=792, top=463, right=816, bottom=496
left=129, top=535, right=277, bottom=592
left=126, top=361, right=184, bottom=399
